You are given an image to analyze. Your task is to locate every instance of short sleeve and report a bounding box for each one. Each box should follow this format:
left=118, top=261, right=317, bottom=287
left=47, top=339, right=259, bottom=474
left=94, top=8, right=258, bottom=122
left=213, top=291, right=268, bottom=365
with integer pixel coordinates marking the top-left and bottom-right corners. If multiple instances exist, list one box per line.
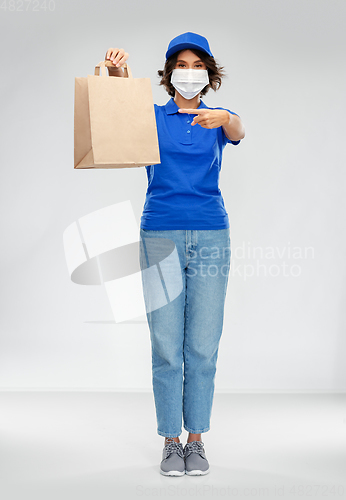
left=214, top=107, right=241, bottom=146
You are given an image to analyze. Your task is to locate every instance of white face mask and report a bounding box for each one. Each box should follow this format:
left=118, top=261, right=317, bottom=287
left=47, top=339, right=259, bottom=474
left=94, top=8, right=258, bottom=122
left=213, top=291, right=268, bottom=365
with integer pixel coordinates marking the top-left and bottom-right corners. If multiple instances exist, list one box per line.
left=171, top=68, right=209, bottom=100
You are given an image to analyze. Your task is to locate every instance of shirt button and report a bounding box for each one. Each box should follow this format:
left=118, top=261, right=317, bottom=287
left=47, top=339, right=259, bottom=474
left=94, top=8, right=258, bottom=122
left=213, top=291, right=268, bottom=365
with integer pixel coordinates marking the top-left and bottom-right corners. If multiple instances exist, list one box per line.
left=187, top=120, right=190, bottom=124
left=187, top=130, right=190, bottom=134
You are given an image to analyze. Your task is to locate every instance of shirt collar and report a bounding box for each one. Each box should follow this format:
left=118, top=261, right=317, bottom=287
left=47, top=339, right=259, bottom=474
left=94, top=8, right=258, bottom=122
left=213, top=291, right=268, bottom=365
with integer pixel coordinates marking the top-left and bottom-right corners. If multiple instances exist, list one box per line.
left=164, top=97, right=208, bottom=115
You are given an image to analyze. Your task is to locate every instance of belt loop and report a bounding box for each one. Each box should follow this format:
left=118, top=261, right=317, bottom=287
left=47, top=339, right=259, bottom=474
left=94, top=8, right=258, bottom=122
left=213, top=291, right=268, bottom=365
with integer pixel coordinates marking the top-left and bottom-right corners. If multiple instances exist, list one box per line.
left=185, top=230, right=188, bottom=259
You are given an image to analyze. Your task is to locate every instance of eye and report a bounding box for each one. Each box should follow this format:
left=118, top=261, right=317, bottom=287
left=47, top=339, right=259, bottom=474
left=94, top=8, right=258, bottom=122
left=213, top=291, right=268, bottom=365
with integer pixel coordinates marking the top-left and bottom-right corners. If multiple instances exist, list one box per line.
left=176, top=62, right=204, bottom=68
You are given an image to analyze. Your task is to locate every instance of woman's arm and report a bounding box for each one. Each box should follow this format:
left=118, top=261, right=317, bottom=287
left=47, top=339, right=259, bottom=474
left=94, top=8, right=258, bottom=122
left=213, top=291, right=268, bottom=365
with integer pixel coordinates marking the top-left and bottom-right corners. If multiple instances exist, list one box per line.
left=222, top=112, right=245, bottom=141
left=179, top=108, right=245, bottom=141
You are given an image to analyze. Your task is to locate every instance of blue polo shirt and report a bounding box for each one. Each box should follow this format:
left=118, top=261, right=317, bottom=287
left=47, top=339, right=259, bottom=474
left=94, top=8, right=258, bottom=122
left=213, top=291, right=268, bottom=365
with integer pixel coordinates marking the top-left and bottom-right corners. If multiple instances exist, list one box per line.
left=140, top=97, right=241, bottom=230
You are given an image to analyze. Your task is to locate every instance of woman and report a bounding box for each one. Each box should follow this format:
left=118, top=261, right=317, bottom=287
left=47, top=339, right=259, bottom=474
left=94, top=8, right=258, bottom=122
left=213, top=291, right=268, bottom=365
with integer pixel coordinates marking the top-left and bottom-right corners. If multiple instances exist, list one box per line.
left=105, top=32, right=245, bottom=476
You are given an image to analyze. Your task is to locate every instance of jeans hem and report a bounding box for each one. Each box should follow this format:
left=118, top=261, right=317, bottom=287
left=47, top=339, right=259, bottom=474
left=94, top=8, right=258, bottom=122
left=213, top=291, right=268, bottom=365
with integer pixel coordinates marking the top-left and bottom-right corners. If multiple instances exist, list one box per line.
left=157, top=429, right=182, bottom=438
left=184, top=425, right=210, bottom=434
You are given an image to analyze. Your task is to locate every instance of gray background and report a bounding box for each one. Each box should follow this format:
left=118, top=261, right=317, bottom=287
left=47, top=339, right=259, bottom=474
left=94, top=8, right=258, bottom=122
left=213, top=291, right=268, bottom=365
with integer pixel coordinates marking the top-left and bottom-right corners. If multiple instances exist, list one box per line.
left=1, top=0, right=345, bottom=391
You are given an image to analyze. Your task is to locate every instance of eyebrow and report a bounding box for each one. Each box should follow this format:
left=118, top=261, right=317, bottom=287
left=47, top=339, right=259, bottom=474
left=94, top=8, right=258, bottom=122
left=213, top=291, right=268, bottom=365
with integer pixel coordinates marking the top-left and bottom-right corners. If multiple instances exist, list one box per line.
left=176, top=59, right=203, bottom=63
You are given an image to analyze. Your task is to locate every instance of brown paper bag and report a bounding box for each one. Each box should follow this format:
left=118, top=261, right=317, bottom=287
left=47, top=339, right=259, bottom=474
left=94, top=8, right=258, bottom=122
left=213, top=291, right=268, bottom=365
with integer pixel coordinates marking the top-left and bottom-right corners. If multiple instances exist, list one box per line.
left=74, top=61, right=160, bottom=169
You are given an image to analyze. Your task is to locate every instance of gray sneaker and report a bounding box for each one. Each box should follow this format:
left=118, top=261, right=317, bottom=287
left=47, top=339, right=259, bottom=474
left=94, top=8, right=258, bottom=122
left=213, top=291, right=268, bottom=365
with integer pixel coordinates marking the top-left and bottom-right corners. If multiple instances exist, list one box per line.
left=184, top=440, right=210, bottom=475
left=160, top=438, right=185, bottom=476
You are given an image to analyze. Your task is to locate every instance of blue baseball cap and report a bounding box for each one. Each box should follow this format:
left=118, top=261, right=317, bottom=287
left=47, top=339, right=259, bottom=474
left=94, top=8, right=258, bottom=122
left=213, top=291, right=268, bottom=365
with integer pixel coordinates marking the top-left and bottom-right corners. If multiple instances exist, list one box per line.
left=165, top=32, right=214, bottom=60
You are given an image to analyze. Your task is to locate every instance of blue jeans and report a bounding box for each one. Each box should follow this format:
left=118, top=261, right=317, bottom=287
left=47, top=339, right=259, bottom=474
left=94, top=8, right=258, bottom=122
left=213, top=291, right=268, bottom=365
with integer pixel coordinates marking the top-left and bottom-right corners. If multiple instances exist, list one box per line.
left=139, top=228, right=231, bottom=438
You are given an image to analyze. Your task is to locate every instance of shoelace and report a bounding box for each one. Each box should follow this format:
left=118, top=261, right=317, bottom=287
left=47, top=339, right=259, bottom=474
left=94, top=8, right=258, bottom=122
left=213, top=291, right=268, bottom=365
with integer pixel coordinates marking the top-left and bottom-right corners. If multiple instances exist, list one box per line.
left=164, top=438, right=184, bottom=460
left=184, top=440, right=205, bottom=458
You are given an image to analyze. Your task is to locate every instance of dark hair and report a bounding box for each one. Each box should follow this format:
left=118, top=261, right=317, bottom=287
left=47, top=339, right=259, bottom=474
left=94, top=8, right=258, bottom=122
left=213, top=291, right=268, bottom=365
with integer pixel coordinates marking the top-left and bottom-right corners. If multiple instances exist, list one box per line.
left=157, top=48, right=226, bottom=97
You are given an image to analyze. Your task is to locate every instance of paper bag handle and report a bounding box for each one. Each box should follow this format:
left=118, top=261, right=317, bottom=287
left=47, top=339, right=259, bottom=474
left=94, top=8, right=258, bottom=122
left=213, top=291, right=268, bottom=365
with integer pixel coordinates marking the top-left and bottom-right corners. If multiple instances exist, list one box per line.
left=94, top=61, right=133, bottom=79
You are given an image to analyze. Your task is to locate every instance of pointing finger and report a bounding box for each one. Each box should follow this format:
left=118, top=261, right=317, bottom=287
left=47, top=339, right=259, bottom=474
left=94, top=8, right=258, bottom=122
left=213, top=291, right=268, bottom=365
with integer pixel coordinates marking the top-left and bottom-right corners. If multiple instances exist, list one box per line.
left=178, top=108, right=205, bottom=114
